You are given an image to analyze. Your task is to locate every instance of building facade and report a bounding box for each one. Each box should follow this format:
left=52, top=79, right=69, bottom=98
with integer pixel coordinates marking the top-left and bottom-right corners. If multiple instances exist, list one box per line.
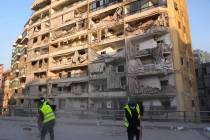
left=196, top=63, right=210, bottom=118
left=2, top=71, right=12, bottom=113
left=11, top=0, right=198, bottom=112
left=194, top=49, right=210, bottom=69
left=10, top=23, right=29, bottom=107
left=0, top=64, right=4, bottom=110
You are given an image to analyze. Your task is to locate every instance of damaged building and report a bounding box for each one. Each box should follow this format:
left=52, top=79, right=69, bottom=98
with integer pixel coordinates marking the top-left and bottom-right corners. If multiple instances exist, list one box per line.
left=11, top=0, right=198, bottom=112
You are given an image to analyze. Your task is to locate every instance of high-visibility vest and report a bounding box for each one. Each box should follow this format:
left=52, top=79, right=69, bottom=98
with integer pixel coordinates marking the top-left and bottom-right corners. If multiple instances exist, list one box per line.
left=124, top=104, right=140, bottom=128
left=40, top=101, right=55, bottom=124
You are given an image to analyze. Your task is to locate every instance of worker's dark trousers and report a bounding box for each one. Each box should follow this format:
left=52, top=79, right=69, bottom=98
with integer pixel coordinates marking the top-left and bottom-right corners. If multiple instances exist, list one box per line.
left=41, top=120, right=55, bottom=140
left=127, top=128, right=140, bottom=140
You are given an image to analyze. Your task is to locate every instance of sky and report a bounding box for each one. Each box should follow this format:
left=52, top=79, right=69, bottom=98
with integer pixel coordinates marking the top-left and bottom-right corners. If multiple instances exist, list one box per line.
left=0, top=0, right=210, bottom=70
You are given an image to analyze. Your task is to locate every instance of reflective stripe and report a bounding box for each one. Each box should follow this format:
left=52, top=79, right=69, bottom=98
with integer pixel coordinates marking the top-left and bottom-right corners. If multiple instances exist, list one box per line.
left=136, top=104, right=140, bottom=119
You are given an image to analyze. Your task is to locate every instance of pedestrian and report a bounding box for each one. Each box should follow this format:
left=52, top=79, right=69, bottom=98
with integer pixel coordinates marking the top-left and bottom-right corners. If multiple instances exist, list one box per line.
left=124, top=99, right=142, bottom=140
left=38, top=97, right=56, bottom=140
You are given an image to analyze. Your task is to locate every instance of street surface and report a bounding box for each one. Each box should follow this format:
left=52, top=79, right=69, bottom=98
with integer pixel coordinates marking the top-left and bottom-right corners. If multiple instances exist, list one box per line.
left=0, top=119, right=209, bottom=140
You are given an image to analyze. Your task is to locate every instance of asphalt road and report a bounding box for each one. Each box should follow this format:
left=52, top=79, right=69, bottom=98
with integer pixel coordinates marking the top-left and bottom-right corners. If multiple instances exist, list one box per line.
left=0, top=120, right=209, bottom=140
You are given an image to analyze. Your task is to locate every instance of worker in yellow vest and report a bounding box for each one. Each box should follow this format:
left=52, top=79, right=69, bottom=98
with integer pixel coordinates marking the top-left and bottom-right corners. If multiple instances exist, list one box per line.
left=124, top=100, right=142, bottom=140
left=39, top=97, right=56, bottom=140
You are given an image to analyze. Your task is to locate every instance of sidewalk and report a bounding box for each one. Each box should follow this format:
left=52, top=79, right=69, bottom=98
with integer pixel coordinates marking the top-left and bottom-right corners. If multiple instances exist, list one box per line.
left=1, top=116, right=210, bottom=131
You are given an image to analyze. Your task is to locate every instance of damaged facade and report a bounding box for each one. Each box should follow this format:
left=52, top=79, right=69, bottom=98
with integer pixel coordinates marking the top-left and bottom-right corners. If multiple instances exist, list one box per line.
left=2, top=71, right=12, bottom=113
left=0, top=64, right=3, bottom=110
left=11, top=0, right=198, bottom=112
left=10, top=23, right=29, bottom=107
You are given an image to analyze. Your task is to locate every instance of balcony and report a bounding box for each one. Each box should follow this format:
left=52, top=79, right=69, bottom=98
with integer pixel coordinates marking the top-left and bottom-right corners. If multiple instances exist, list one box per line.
left=51, top=21, right=88, bottom=42
left=89, top=0, right=123, bottom=13
left=31, top=65, right=48, bottom=72
left=50, top=40, right=88, bottom=55
left=29, top=21, right=50, bottom=38
left=51, top=0, right=88, bottom=18
left=32, top=0, right=51, bottom=11
left=128, top=63, right=173, bottom=77
left=135, top=44, right=171, bottom=58
left=30, top=11, right=50, bottom=27
left=49, top=51, right=88, bottom=70
left=124, top=0, right=167, bottom=16
left=125, top=12, right=169, bottom=40
left=49, top=75, right=88, bottom=84
left=90, top=26, right=124, bottom=47
left=90, top=73, right=107, bottom=80
left=28, top=77, right=47, bottom=85
left=28, top=47, right=49, bottom=61
left=90, top=7, right=123, bottom=30
left=11, top=79, right=20, bottom=89
left=89, top=91, right=126, bottom=98
left=30, top=59, right=48, bottom=72
left=19, top=69, right=26, bottom=78
left=129, top=84, right=176, bottom=97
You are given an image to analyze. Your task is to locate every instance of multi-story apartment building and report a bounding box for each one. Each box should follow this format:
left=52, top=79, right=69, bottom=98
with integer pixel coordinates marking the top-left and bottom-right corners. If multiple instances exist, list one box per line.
left=13, top=0, right=198, bottom=112
left=2, top=70, right=12, bottom=113
left=194, top=49, right=210, bottom=69
left=10, top=23, right=29, bottom=106
left=196, top=62, right=210, bottom=119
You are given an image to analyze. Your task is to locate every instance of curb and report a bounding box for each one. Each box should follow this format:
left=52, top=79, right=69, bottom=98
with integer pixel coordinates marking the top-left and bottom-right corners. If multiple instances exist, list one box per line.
left=0, top=117, right=208, bottom=131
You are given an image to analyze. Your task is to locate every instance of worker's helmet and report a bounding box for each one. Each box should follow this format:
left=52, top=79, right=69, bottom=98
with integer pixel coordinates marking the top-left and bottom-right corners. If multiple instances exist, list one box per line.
left=39, top=97, right=45, bottom=103
left=129, top=98, right=137, bottom=108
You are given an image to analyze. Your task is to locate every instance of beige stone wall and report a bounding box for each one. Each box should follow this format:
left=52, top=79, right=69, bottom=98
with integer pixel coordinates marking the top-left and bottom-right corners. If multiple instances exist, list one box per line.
left=167, top=0, right=198, bottom=111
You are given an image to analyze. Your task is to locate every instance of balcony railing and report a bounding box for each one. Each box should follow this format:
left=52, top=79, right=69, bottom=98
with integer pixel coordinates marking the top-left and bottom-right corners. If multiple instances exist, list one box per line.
left=49, top=75, right=88, bottom=83
left=29, top=51, right=49, bottom=60
left=125, top=0, right=167, bottom=16
left=52, top=0, right=87, bottom=17
left=136, top=44, right=171, bottom=57
left=129, top=63, right=173, bottom=77
left=89, top=0, right=123, bottom=12
left=90, top=73, right=107, bottom=80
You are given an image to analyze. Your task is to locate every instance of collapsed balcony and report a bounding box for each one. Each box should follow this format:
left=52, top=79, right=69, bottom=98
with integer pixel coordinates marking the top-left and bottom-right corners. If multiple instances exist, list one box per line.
left=130, top=63, right=173, bottom=77
left=50, top=49, right=88, bottom=70
left=124, top=0, right=167, bottom=16
left=33, top=72, right=47, bottom=82
left=127, top=23, right=173, bottom=77
left=128, top=77, right=176, bottom=96
left=90, top=7, right=123, bottom=29
left=51, top=5, right=87, bottom=28
left=90, top=25, right=124, bottom=45
left=51, top=19, right=87, bottom=41
left=135, top=40, right=171, bottom=58
left=50, top=35, right=88, bottom=53
left=29, top=21, right=50, bottom=37
left=125, top=13, right=169, bottom=38
left=29, top=33, right=50, bottom=48
left=30, top=59, right=48, bottom=71
left=30, top=10, right=50, bottom=25
left=11, top=79, right=20, bottom=89
left=89, top=55, right=126, bottom=91
left=51, top=82, right=88, bottom=96
left=51, top=0, right=87, bottom=16
left=50, top=68, right=87, bottom=79
left=32, top=0, right=51, bottom=11
left=26, top=84, right=47, bottom=96
left=28, top=46, right=49, bottom=59
left=19, top=69, right=26, bottom=78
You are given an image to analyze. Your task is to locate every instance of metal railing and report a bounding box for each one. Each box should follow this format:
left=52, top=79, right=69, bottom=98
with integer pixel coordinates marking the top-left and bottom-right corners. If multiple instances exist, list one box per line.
left=1, top=106, right=210, bottom=122
left=125, top=0, right=167, bottom=16
left=89, top=0, right=123, bottom=12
